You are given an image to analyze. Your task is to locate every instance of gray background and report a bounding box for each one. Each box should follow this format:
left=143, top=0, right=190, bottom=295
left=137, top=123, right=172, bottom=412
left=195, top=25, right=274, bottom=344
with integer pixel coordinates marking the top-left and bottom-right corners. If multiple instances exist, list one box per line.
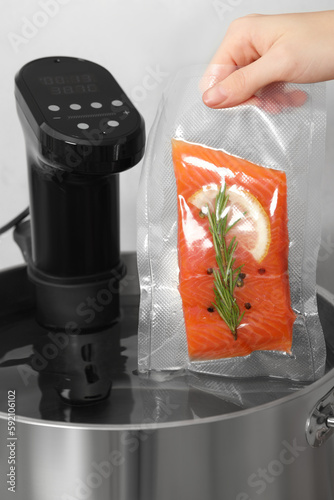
left=0, top=0, right=333, bottom=291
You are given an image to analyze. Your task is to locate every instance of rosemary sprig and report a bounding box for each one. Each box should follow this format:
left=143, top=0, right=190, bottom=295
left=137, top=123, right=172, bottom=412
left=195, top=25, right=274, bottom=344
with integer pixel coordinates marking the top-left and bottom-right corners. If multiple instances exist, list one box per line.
left=206, top=185, right=245, bottom=340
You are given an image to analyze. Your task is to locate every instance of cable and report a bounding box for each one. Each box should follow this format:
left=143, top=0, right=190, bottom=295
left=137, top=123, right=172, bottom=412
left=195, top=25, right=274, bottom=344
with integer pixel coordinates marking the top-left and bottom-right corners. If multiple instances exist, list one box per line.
left=0, top=208, right=30, bottom=236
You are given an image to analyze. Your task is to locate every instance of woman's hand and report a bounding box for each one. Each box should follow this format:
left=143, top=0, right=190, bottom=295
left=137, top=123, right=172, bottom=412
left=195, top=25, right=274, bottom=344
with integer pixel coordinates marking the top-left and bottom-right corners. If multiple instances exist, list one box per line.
left=203, top=11, right=334, bottom=109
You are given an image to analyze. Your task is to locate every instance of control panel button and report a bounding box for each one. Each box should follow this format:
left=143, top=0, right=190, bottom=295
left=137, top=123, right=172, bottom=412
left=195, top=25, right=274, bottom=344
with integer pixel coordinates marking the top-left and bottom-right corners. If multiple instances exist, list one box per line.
left=90, top=102, right=102, bottom=109
left=48, top=105, right=60, bottom=111
left=70, top=104, right=81, bottom=110
left=111, top=100, right=123, bottom=107
left=107, top=120, right=119, bottom=127
left=77, top=123, right=89, bottom=130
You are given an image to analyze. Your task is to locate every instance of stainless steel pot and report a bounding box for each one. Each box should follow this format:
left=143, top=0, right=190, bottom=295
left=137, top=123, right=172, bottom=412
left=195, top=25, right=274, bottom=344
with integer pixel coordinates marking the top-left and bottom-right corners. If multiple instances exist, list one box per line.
left=0, top=254, right=333, bottom=500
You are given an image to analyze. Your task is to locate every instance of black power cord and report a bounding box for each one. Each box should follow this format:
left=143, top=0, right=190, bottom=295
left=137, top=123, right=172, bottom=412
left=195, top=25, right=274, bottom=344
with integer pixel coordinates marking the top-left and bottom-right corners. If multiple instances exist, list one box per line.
left=0, top=208, right=30, bottom=236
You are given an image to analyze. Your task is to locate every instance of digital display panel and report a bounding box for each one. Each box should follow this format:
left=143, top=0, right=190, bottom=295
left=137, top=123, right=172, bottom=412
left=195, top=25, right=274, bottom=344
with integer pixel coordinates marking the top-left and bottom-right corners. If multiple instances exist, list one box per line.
left=39, top=74, right=99, bottom=95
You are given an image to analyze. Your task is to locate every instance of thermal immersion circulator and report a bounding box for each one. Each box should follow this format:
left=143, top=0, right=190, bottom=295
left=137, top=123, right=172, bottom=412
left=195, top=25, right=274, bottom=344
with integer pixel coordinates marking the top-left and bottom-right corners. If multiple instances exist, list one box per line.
left=14, top=56, right=145, bottom=331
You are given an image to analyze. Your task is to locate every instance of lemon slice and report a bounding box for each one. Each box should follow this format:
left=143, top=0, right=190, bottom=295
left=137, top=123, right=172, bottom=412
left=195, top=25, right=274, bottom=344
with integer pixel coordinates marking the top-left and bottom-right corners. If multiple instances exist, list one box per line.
left=188, top=184, right=220, bottom=215
left=188, top=184, right=271, bottom=263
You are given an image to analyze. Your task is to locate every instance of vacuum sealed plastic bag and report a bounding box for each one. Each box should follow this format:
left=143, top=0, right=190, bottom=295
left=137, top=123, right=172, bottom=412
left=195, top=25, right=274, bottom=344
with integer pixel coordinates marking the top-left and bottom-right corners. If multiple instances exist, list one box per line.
left=137, top=66, right=327, bottom=381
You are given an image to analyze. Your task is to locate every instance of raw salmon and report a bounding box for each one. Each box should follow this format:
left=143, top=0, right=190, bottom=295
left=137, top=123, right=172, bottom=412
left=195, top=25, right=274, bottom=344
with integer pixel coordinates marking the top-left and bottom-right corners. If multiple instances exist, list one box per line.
left=172, top=139, right=296, bottom=361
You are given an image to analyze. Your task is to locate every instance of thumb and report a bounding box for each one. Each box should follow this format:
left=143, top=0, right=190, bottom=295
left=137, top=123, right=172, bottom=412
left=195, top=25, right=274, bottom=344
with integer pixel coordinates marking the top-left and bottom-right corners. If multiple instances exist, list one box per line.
left=203, top=52, right=282, bottom=108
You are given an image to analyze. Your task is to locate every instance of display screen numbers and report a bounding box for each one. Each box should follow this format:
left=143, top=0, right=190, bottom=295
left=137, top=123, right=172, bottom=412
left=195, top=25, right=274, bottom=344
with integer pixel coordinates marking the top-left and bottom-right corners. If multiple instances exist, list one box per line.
left=39, top=74, right=97, bottom=85
left=50, top=84, right=98, bottom=95
left=39, top=74, right=99, bottom=95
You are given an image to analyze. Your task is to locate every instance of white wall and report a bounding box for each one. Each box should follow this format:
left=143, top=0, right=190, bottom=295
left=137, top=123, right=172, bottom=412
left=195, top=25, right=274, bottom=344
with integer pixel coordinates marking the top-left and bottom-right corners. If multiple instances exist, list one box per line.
left=1, top=0, right=333, bottom=290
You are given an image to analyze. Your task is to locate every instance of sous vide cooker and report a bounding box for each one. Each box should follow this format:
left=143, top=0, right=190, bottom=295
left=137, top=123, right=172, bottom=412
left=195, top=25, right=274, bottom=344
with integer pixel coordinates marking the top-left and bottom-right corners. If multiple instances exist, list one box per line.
left=14, top=56, right=145, bottom=332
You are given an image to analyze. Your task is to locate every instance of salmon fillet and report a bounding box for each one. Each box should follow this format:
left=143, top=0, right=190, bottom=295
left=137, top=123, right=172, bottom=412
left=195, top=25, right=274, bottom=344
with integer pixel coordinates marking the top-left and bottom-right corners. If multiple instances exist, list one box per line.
left=172, top=139, right=296, bottom=361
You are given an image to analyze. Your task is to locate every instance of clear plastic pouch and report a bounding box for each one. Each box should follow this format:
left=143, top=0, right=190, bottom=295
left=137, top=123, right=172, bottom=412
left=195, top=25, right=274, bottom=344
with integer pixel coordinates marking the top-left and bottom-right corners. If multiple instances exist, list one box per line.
left=137, top=66, right=327, bottom=381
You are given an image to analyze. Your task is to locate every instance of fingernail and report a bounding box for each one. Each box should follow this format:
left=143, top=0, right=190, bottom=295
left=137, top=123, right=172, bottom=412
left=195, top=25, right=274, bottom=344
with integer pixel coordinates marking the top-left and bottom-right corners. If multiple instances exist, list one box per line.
left=203, top=85, right=228, bottom=107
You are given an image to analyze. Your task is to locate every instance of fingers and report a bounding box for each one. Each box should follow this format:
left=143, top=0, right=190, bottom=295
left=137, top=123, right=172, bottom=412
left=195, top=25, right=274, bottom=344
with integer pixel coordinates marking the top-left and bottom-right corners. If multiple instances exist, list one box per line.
left=200, top=64, right=237, bottom=94
left=201, top=16, right=261, bottom=93
left=201, top=10, right=334, bottom=110
left=202, top=51, right=282, bottom=108
left=201, top=45, right=241, bottom=94
left=262, top=91, right=308, bottom=113
left=287, top=90, right=308, bottom=107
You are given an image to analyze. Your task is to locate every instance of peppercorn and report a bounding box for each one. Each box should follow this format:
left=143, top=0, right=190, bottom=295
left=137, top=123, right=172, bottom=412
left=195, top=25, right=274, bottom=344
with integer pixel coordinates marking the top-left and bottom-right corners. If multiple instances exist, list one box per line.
left=236, top=279, right=244, bottom=288
left=244, top=303, right=252, bottom=310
